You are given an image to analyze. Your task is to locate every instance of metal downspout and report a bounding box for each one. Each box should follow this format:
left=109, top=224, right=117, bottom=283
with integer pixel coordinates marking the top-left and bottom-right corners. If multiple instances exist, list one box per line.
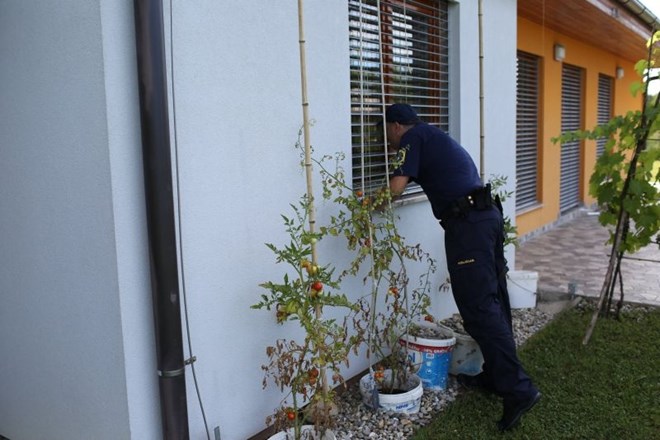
left=133, top=0, right=190, bottom=438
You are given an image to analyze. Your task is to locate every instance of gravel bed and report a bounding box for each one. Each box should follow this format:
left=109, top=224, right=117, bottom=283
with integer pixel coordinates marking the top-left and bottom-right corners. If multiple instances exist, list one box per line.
left=330, top=307, right=553, bottom=439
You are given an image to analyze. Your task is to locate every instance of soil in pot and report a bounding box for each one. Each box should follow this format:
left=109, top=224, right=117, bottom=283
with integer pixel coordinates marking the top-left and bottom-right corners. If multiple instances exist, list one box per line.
left=379, top=387, right=408, bottom=394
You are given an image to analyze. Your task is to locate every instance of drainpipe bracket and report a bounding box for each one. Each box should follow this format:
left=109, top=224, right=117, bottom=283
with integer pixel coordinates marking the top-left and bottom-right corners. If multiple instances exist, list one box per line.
left=157, top=357, right=196, bottom=378
left=158, top=367, right=185, bottom=378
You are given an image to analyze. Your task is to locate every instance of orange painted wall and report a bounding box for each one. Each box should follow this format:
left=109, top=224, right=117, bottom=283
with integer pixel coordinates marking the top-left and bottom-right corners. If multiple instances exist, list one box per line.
left=516, top=17, right=643, bottom=236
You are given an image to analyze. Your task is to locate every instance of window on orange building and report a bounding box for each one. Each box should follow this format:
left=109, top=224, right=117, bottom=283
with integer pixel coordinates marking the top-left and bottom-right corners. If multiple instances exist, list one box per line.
left=516, top=51, right=541, bottom=210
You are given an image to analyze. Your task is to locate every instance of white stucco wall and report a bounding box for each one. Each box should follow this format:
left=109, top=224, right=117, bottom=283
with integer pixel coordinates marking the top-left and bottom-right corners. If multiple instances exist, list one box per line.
left=451, top=0, right=518, bottom=266
left=165, top=3, right=355, bottom=438
left=0, top=1, right=518, bottom=439
left=168, top=1, right=518, bottom=439
left=0, top=1, right=161, bottom=439
left=481, top=0, right=518, bottom=265
left=0, top=1, right=160, bottom=439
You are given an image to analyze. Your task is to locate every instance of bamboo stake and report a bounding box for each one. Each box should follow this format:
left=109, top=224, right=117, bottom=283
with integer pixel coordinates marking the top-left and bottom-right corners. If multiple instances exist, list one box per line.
left=297, top=0, right=315, bottom=251
left=371, top=0, right=388, bottom=375
left=296, top=0, right=329, bottom=401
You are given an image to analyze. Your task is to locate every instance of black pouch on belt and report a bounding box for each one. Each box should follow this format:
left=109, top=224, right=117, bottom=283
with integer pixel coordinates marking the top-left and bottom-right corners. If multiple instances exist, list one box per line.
left=441, top=184, right=493, bottom=222
left=470, top=183, right=493, bottom=210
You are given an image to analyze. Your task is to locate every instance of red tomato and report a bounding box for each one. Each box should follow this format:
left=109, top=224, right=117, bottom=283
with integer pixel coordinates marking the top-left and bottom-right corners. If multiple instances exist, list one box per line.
left=311, top=281, right=323, bottom=291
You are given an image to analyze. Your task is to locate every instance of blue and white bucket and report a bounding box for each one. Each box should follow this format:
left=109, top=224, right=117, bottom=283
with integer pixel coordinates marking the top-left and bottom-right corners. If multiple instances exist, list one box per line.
left=400, top=333, right=456, bottom=391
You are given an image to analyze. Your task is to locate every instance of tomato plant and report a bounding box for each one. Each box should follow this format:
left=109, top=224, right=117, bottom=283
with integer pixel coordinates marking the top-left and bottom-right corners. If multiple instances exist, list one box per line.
left=315, top=151, right=436, bottom=394
left=251, top=135, right=362, bottom=437
left=253, top=129, right=441, bottom=434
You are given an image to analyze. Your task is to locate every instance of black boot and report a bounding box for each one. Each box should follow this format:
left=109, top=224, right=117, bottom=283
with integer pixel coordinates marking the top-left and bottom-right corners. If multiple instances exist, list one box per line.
left=497, top=391, right=542, bottom=431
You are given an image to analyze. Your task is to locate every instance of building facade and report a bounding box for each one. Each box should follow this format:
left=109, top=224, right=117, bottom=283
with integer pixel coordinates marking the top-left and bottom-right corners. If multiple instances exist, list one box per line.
left=0, top=1, right=653, bottom=439
left=515, top=0, right=655, bottom=237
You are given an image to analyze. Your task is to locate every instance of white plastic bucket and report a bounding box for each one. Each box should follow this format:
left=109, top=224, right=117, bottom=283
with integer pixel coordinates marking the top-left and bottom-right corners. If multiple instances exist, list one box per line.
left=448, top=331, right=483, bottom=376
left=434, top=323, right=483, bottom=376
left=399, top=333, right=456, bottom=391
left=359, top=370, right=423, bottom=414
left=507, top=270, right=539, bottom=309
left=267, top=426, right=336, bottom=440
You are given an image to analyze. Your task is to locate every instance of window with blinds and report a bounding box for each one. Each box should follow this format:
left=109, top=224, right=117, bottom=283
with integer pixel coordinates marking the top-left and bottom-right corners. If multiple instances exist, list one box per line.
left=597, top=74, right=613, bottom=158
left=515, top=51, right=540, bottom=211
left=560, top=64, right=584, bottom=213
left=348, top=0, right=449, bottom=195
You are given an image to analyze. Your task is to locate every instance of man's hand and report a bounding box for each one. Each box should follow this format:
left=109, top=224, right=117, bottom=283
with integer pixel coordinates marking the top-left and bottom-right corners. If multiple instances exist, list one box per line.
left=389, top=175, right=410, bottom=199
left=372, top=175, right=410, bottom=212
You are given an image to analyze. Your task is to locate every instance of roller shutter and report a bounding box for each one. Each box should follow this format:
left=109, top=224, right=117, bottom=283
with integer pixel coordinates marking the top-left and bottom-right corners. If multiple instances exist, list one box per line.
left=597, top=74, right=613, bottom=157
left=516, top=51, right=540, bottom=210
left=560, top=64, right=583, bottom=213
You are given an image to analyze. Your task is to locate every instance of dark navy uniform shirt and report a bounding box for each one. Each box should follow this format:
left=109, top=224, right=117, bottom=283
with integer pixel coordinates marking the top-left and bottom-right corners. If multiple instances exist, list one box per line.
left=392, top=123, right=482, bottom=219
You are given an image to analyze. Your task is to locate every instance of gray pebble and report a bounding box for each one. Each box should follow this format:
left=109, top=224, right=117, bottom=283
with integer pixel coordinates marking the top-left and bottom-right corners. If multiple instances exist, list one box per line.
left=331, top=308, right=551, bottom=439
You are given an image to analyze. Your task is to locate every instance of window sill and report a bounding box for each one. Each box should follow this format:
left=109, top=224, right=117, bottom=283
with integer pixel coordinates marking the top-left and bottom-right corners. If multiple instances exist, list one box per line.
left=394, top=192, right=428, bottom=208
left=516, top=203, right=543, bottom=216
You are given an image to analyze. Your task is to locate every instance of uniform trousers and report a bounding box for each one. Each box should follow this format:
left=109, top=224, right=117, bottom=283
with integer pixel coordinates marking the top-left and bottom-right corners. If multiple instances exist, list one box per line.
left=441, top=206, right=537, bottom=401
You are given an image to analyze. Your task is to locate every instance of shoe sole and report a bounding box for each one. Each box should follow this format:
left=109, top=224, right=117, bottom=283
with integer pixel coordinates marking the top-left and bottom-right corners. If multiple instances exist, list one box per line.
left=498, top=392, right=542, bottom=432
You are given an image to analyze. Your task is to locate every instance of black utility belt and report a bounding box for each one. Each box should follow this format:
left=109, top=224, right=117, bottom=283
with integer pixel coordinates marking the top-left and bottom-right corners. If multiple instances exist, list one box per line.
left=440, top=184, right=493, bottom=221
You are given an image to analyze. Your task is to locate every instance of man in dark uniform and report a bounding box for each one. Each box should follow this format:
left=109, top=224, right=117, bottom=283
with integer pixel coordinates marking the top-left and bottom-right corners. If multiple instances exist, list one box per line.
left=384, top=103, right=541, bottom=431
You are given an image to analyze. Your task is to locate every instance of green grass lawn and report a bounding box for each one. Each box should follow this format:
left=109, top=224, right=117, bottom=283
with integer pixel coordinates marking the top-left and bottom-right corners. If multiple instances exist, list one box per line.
left=412, top=303, right=660, bottom=439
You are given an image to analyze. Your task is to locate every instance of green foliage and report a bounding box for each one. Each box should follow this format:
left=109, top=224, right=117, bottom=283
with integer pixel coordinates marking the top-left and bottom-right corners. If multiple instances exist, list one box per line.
left=584, top=113, right=660, bottom=253
left=252, top=133, right=363, bottom=435
left=251, top=190, right=359, bottom=435
left=489, top=174, right=518, bottom=248
left=551, top=32, right=660, bottom=254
